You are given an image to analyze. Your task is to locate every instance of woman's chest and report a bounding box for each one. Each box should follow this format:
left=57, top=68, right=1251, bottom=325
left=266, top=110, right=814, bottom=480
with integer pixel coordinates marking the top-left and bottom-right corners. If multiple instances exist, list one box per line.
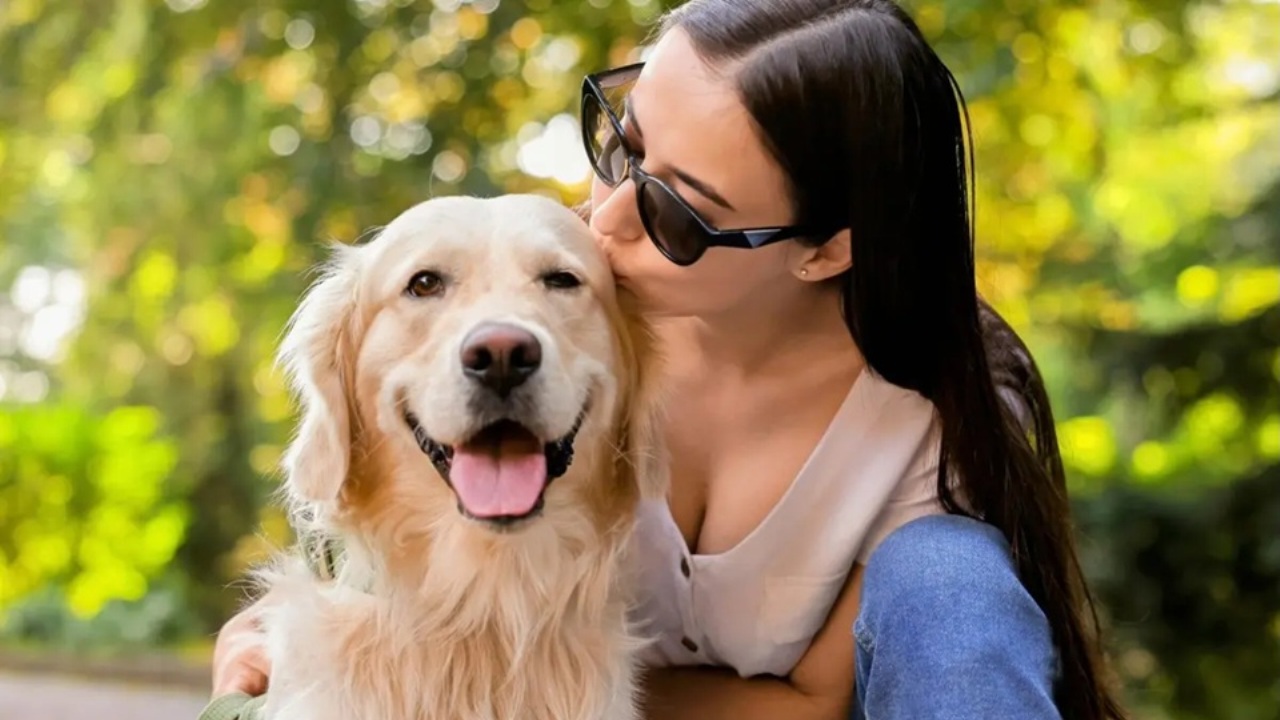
left=625, top=372, right=943, bottom=678
left=664, top=381, right=852, bottom=556
left=627, top=497, right=855, bottom=678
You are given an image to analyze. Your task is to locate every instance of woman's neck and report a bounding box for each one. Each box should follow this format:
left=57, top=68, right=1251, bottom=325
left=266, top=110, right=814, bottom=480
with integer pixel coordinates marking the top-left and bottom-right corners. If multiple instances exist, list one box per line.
left=657, top=284, right=863, bottom=386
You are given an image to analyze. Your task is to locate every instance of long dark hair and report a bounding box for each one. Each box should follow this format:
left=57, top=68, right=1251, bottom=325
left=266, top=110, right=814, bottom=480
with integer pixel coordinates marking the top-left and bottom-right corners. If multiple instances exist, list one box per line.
left=662, top=1, right=1124, bottom=717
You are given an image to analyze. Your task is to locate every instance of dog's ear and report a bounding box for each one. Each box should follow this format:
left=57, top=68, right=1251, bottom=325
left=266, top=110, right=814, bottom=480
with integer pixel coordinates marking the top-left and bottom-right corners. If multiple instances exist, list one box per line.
left=612, top=289, right=669, bottom=501
left=278, top=246, right=362, bottom=503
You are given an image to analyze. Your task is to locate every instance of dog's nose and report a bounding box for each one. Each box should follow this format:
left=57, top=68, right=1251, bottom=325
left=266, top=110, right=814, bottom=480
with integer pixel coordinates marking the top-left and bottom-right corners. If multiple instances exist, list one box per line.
left=460, top=322, right=542, bottom=397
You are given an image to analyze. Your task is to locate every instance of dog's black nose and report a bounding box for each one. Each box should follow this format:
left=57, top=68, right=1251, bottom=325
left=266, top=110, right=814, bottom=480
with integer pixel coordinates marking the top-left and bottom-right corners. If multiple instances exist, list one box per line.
left=460, top=322, right=542, bottom=397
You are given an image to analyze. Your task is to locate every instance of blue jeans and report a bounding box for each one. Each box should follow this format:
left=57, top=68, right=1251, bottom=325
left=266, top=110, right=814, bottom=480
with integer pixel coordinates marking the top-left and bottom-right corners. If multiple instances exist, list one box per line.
left=852, top=515, right=1061, bottom=719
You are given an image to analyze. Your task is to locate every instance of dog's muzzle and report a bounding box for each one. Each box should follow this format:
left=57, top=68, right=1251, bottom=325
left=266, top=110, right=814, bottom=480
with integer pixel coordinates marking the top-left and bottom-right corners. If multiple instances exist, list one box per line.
left=403, top=404, right=587, bottom=526
left=404, top=410, right=585, bottom=483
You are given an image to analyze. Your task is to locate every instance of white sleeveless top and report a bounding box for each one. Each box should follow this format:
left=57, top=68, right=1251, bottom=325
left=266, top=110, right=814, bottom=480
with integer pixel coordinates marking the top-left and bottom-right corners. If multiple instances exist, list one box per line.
left=626, top=370, right=944, bottom=678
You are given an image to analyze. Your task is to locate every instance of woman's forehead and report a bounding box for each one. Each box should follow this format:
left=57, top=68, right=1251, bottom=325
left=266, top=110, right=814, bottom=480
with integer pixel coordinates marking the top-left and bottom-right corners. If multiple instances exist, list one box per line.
left=634, top=30, right=738, bottom=120
left=630, top=30, right=790, bottom=220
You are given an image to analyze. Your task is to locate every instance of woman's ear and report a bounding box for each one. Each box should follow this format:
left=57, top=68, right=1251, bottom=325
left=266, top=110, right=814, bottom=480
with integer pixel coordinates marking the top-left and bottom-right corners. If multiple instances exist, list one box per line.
left=795, top=229, right=852, bottom=281
left=278, top=246, right=362, bottom=504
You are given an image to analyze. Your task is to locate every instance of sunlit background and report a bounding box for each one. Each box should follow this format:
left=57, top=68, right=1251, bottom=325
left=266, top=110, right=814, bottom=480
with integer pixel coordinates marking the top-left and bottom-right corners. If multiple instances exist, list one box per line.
left=1, top=0, right=1277, bottom=718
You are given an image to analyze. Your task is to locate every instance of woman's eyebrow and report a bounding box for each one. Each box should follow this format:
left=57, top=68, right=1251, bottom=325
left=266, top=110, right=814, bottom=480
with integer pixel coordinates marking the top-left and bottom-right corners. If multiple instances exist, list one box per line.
left=625, top=96, right=736, bottom=212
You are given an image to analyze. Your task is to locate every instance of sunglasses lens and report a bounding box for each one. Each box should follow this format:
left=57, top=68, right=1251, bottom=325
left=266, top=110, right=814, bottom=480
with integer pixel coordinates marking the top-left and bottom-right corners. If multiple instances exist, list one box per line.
left=584, top=69, right=639, bottom=187
left=583, top=95, right=624, bottom=185
left=639, top=180, right=706, bottom=265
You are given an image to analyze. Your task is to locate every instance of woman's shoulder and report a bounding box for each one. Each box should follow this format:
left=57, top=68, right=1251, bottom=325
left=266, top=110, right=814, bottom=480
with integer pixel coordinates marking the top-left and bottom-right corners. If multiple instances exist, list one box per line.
left=827, top=369, right=940, bottom=456
left=816, top=370, right=947, bottom=565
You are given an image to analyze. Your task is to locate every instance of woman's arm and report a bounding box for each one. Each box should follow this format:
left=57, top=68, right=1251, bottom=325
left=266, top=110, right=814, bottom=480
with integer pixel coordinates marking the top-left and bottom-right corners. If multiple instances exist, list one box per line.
left=641, top=566, right=865, bottom=720
left=642, top=666, right=834, bottom=720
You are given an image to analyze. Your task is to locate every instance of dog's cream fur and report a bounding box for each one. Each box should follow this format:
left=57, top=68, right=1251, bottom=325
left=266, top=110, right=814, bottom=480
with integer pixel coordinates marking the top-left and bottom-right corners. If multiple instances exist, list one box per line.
left=255, top=195, right=665, bottom=720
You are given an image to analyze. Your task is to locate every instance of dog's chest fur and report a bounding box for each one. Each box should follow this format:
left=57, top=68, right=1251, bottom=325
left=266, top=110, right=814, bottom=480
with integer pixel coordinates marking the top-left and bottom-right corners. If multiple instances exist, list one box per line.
left=257, top=539, right=642, bottom=720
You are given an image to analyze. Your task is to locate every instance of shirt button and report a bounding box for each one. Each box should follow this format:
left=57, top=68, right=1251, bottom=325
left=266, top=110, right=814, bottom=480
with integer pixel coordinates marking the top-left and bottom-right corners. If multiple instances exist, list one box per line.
left=679, top=558, right=690, bottom=578
left=680, top=636, right=699, bottom=653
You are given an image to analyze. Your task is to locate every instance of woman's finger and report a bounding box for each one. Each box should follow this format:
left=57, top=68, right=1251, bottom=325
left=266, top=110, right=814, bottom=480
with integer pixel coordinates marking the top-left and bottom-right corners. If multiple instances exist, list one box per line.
left=212, top=600, right=275, bottom=697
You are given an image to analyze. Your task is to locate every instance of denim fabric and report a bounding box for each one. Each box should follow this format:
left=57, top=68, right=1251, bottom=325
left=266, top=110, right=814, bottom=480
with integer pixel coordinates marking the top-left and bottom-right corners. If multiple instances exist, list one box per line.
left=852, top=515, right=1061, bottom=719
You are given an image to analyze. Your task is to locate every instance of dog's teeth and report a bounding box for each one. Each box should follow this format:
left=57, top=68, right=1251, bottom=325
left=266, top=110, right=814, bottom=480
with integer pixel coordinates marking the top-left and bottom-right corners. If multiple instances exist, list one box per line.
left=424, top=441, right=452, bottom=478
left=546, top=438, right=575, bottom=480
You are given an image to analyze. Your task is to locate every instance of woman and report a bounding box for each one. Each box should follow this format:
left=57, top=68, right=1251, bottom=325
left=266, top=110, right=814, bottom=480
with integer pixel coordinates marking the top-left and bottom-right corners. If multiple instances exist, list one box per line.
left=212, top=0, right=1126, bottom=717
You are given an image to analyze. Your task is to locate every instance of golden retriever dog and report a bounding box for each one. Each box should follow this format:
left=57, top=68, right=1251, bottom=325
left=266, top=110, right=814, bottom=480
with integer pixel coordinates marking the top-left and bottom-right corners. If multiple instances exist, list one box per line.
left=253, top=194, right=665, bottom=720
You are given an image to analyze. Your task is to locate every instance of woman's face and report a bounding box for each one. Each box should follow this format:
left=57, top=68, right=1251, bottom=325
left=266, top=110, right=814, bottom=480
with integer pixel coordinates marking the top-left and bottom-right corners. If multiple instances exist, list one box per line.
left=589, top=29, right=803, bottom=318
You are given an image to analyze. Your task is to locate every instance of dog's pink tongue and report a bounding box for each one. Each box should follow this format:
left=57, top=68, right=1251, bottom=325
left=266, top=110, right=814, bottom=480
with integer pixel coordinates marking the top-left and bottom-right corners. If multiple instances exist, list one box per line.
left=450, top=427, right=547, bottom=518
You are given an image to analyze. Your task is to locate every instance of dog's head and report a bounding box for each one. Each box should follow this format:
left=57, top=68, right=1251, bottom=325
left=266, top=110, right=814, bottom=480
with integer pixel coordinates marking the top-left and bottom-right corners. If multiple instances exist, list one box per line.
left=278, top=195, right=663, bottom=536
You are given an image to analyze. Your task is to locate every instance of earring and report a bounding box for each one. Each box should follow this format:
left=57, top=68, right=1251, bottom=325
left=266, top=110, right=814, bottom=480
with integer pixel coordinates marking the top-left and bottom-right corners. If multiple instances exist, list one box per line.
left=799, top=268, right=809, bottom=279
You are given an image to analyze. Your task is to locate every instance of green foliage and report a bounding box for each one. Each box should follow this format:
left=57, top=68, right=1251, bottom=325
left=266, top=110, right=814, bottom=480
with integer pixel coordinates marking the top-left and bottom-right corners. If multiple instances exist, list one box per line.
left=1077, top=464, right=1280, bottom=720
left=0, top=403, right=187, bottom=617
left=1, top=576, right=206, bottom=651
left=0, top=0, right=1276, bottom=717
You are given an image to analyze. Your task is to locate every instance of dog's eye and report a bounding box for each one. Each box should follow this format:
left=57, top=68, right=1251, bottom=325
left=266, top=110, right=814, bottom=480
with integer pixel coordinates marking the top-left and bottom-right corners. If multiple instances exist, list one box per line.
left=405, top=271, right=445, bottom=298
left=541, top=271, right=582, bottom=290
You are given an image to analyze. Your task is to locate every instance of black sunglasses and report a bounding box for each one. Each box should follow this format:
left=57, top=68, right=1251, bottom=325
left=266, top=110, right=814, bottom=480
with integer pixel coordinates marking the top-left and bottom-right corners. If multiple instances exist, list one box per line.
left=580, top=63, right=834, bottom=267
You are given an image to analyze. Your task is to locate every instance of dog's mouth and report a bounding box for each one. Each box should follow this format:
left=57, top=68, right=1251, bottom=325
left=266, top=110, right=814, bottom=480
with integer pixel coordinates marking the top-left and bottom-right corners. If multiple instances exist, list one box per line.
left=403, top=408, right=586, bottom=525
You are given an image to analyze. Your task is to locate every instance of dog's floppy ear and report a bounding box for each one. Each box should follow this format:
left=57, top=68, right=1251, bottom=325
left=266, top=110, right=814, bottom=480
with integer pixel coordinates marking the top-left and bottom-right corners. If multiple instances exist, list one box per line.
left=278, top=245, right=362, bottom=503
left=612, top=289, right=669, bottom=501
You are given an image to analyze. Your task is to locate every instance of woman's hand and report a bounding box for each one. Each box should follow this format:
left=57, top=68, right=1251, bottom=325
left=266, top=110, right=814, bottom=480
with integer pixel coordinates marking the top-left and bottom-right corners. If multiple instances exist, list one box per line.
left=211, top=595, right=274, bottom=698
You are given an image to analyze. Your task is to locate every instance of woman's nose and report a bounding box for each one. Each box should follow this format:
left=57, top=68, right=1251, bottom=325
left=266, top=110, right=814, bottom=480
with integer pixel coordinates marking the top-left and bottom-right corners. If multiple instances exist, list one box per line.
left=589, top=178, right=645, bottom=248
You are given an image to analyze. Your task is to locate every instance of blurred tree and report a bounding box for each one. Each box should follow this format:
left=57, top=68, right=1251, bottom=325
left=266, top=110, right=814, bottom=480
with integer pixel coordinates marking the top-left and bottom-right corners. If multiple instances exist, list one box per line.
left=0, top=0, right=1276, bottom=717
